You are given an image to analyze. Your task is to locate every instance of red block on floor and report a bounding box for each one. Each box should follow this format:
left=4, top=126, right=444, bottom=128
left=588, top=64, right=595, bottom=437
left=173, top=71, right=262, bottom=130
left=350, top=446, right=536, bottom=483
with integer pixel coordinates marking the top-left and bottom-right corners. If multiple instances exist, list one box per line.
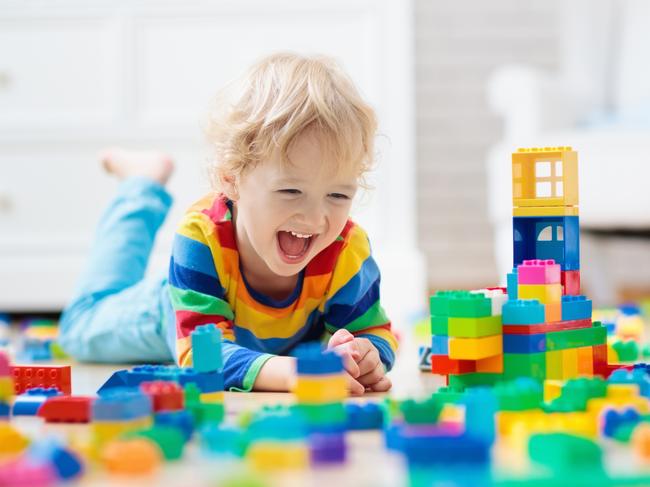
left=431, top=355, right=475, bottom=375
left=38, top=396, right=93, bottom=423
left=140, top=381, right=184, bottom=412
left=561, top=270, right=581, bottom=295
left=11, top=365, right=71, bottom=395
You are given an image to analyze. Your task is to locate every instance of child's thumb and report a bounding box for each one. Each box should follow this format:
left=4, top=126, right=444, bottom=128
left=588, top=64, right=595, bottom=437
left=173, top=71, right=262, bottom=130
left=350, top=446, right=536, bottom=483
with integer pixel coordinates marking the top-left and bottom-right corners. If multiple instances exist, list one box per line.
left=327, top=329, right=354, bottom=348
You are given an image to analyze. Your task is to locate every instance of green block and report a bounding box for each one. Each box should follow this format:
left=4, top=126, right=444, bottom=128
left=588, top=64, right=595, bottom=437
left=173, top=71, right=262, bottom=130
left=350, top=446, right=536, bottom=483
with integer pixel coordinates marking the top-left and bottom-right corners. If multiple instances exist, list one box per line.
left=293, top=402, right=346, bottom=425
left=431, top=315, right=448, bottom=335
left=494, top=378, right=543, bottom=411
left=545, top=377, right=607, bottom=413
left=125, top=426, right=185, bottom=460
left=448, top=294, right=492, bottom=318
left=448, top=315, right=501, bottom=338
left=546, top=325, right=607, bottom=351
left=528, top=433, right=604, bottom=473
left=448, top=373, right=503, bottom=390
left=612, top=422, right=636, bottom=443
left=400, top=396, right=444, bottom=424
left=194, top=403, right=225, bottom=426
left=429, top=290, right=471, bottom=316
left=502, top=353, right=546, bottom=382
left=612, top=340, right=639, bottom=362
left=432, top=386, right=465, bottom=404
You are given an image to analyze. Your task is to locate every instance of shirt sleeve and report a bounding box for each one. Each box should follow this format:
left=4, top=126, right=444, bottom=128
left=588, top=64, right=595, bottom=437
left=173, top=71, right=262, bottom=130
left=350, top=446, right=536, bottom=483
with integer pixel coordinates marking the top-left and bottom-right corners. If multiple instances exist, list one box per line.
left=322, top=224, right=398, bottom=370
left=168, top=211, right=273, bottom=391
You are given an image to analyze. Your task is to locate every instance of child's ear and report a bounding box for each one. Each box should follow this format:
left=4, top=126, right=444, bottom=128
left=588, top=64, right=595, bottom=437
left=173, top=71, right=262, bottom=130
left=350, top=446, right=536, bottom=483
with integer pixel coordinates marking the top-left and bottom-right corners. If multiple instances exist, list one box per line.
left=220, top=173, right=239, bottom=201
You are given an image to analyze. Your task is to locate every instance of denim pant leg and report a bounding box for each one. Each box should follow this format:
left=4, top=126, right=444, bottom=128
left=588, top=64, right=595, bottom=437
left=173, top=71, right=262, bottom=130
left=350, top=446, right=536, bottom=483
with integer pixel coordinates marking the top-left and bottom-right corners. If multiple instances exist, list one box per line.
left=59, top=177, right=174, bottom=363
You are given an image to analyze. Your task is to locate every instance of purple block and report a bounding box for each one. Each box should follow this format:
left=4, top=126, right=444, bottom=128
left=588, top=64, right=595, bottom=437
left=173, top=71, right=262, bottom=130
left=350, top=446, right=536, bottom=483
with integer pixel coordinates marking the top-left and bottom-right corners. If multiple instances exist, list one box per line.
left=310, top=433, right=346, bottom=464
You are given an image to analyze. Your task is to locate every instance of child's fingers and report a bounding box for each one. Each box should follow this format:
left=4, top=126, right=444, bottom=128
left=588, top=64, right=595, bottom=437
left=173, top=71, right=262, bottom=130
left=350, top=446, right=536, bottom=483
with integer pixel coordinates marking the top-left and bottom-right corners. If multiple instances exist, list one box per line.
left=368, top=375, right=392, bottom=392
left=330, top=340, right=361, bottom=362
left=346, top=374, right=365, bottom=396
left=357, top=360, right=385, bottom=387
left=336, top=347, right=361, bottom=378
left=357, top=349, right=381, bottom=377
left=327, top=329, right=354, bottom=348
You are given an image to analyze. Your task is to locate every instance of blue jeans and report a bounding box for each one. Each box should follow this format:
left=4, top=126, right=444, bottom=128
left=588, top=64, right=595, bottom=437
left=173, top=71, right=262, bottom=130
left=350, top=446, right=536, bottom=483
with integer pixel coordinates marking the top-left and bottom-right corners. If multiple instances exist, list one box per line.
left=59, top=177, right=175, bottom=363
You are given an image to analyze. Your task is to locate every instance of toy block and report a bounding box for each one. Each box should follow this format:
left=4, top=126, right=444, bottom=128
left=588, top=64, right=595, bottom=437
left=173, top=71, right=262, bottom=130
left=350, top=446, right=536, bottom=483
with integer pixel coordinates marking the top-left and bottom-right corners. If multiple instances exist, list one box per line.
left=448, top=372, right=503, bottom=389
left=545, top=302, right=562, bottom=323
left=449, top=335, right=502, bottom=360
left=11, top=365, right=71, bottom=395
left=513, top=216, right=580, bottom=271
left=503, top=317, right=592, bottom=335
left=125, top=426, right=185, bottom=460
left=12, top=387, right=61, bottom=416
left=502, top=299, right=545, bottom=325
left=93, top=418, right=153, bottom=446
left=576, top=346, right=594, bottom=376
left=28, top=439, right=84, bottom=481
left=400, top=397, right=444, bottom=424
left=471, top=288, right=507, bottom=316
left=611, top=340, right=639, bottom=362
left=502, top=352, right=546, bottom=381
left=200, top=424, right=246, bottom=456
left=512, top=147, right=578, bottom=207
left=0, top=377, right=13, bottom=401
left=0, top=352, right=11, bottom=376
left=294, top=343, right=343, bottom=375
left=247, top=442, right=309, bottom=470
left=561, top=295, right=592, bottom=321
left=513, top=206, right=580, bottom=217
left=528, top=433, right=602, bottom=475
left=293, top=403, right=346, bottom=426
left=294, top=375, right=347, bottom=403
left=155, top=410, right=194, bottom=441
left=93, top=388, right=152, bottom=421
left=345, top=403, right=384, bottom=430
left=503, top=333, right=546, bottom=353
left=177, top=368, right=224, bottom=393
left=190, top=324, right=223, bottom=373
left=448, top=315, right=502, bottom=338
left=430, top=290, right=471, bottom=316
left=418, top=346, right=432, bottom=371
left=546, top=324, right=606, bottom=351
left=431, top=355, right=475, bottom=375
left=518, top=259, right=561, bottom=285
left=493, top=378, right=543, bottom=411
left=431, top=335, right=449, bottom=355
left=38, top=396, right=93, bottom=423
left=546, top=350, right=563, bottom=380
left=518, top=284, right=562, bottom=304
left=561, top=270, right=581, bottom=295
left=140, top=381, right=184, bottom=412
left=593, top=344, right=608, bottom=376
left=448, top=294, right=492, bottom=318
left=475, top=354, right=503, bottom=373
left=100, top=437, right=162, bottom=475
left=430, top=316, right=448, bottom=335
left=507, top=269, right=518, bottom=299
left=0, top=424, right=29, bottom=455
left=561, top=348, right=579, bottom=379
left=544, top=380, right=563, bottom=402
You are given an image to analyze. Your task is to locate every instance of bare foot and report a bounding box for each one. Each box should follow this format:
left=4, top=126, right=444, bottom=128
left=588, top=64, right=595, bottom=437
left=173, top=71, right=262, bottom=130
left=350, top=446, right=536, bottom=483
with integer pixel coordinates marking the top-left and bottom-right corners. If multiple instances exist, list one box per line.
left=100, top=148, right=174, bottom=185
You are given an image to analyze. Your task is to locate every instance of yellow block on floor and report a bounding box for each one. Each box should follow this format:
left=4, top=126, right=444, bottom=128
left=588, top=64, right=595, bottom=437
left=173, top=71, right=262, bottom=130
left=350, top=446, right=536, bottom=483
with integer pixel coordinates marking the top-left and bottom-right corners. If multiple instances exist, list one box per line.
left=449, top=335, right=502, bottom=360
left=247, top=441, right=309, bottom=470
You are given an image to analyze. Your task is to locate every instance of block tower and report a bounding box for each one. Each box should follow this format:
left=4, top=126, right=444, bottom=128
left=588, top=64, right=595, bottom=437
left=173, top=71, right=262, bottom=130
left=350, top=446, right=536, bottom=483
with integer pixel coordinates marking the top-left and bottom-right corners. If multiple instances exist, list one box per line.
left=429, top=147, right=609, bottom=388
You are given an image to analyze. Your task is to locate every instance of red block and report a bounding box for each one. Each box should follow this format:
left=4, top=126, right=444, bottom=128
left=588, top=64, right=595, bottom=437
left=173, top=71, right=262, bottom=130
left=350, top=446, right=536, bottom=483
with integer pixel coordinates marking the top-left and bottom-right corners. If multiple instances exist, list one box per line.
left=38, top=396, right=93, bottom=423
left=502, top=318, right=592, bottom=335
left=140, top=381, right=184, bottom=412
left=561, top=270, right=581, bottom=295
left=593, top=344, right=610, bottom=377
left=11, top=365, right=71, bottom=395
left=431, top=355, right=475, bottom=375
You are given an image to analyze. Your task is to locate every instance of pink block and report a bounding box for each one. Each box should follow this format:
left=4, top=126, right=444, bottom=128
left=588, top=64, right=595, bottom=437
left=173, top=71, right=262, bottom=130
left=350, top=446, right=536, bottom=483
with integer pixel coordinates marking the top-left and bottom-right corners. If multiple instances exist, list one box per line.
left=0, top=352, right=9, bottom=376
left=517, top=259, right=561, bottom=285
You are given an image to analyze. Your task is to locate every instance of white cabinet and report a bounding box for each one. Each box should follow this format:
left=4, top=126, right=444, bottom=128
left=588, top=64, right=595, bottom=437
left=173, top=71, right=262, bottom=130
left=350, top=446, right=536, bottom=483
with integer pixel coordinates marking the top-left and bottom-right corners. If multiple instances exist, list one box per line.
left=0, top=0, right=424, bottom=328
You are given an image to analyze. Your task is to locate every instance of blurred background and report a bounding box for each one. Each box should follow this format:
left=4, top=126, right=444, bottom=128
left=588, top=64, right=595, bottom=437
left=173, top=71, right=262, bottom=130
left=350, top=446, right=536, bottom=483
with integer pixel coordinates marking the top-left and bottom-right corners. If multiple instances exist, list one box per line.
left=1, top=0, right=649, bottom=335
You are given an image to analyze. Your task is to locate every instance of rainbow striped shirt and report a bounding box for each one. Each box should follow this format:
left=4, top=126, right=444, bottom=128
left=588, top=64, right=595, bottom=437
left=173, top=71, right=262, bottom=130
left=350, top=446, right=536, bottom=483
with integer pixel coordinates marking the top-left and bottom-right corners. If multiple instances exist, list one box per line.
left=168, top=194, right=397, bottom=391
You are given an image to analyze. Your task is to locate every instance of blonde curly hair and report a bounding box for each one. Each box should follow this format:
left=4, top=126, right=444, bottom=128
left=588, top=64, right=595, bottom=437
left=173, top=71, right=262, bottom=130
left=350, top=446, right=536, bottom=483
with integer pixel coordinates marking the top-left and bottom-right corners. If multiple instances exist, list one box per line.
left=205, top=52, right=377, bottom=190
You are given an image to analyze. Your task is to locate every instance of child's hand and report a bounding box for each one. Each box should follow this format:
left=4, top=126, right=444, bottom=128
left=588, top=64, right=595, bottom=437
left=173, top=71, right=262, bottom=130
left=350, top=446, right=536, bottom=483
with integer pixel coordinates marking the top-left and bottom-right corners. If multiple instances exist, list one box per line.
left=327, top=329, right=391, bottom=394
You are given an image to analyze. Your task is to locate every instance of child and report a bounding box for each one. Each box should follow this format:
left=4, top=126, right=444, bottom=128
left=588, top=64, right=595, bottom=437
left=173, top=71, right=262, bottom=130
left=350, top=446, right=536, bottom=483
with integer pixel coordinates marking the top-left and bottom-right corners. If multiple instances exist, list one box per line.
left=60, top=53, right=397, bottom=394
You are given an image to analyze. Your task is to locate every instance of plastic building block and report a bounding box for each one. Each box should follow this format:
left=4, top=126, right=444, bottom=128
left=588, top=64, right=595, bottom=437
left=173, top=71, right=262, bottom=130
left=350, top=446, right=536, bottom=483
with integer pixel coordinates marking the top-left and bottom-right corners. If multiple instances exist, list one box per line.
left=545, top=324, right=606, bottom=351
left=430, top=316, right=448, bottom=335
left=247, top=441, right=309, bottom=470
left=633, top=423, right=650, bottom=462
left=190, top=324, right=223, bottom=373
left=448, top=335, right=502, bottom=360
left=528, top=433, right=603, bottom=473
left=561, top=270, right=581, bottom=295
left=38, top=396, right=93, bottom=423
left=561, top=295, right=592, bottom=321
left=503, top=333, right=546, bottom=353
left=431, top=355, right=475, bottom=375
left=448, top=315, right=501, bottom=338
left=518, top=259, right=561, bottom=285
left=502, top=299, right=545, bottom=325
left=513, top=205, right=579, bottom=217
left=200, top=424, right=246, bottom=457
left=431, top=335, right=449, bottom=355
left=577, top=346, right=594, bottom=376
left=155, top=410, right=194, bottom=441
left=293, top=403, right=346, bottom=427
left=28, top=439, right=84, bottom=481
left=502, top=353, right=546, bottom=381
left=448, top=294, right=492, bottom=318
left=93, top=387, right=152, bottom=421
left=561, top=348, right=579, bottom=379
left=612, top=340, right=639, bottom=362
left=518, top=283, right=562, bottom=304
left=310, top=432, right=346, bottom=464
left=0, top=376, right=13, bottom=401
left=448, top=373, right=503, bottom=389
left=430, top=290, right=471, bottom=316
left=513, top=216, right=580, bottom=271
left=471, top=288, right=507, bottom=316
left=125, top=426, right=185, bottom=460
left=493, top=378, right=543, bottom=411
left=177, top=368, right=224, bottom=393
left=400, top=397, right=443, bottom=425
left=294, top=343, right=343, bottom=375
left=0, top=402, right=8, bottom=419
left=345, top=403, right=384, bottom=430
left=0, top=424, right=29, bottom=455
left=140, top=381, right=184, bottom=412
left=0, top=457, right=57, bottom=486
left=101, top=438, right=162, bottom=475
left=507, top=268, right=518, bottom=299
left=0, top=352, right=10, bottom=376
left=11, top=365, right=71, bottom=395
left=294, top=375, right=347, bottom=402
left=603, top=408, right=641, bottom=439
left=96, top=369, right=129, bottom=393
left=475, top=354, right=503, bottom=373
left=418, top=346, right=432, bottom=371
left=502, top=317, right=591, bottom=335
left=511, top=147, right=578, bottom=207
left=12, top=387, right=62, bottom=416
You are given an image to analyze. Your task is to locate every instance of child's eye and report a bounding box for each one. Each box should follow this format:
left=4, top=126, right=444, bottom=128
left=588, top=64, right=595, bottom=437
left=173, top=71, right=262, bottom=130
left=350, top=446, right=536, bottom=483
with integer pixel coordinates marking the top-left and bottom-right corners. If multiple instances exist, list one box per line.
left=278, top=189, right=302, bottom=195
left=329, top=193, right=350, bottom=200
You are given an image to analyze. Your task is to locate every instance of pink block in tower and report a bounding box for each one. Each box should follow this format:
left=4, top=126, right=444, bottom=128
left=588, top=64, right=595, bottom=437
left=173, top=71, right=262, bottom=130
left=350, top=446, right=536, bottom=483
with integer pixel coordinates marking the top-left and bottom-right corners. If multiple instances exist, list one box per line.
left=517, top=259, right=561, bottom=285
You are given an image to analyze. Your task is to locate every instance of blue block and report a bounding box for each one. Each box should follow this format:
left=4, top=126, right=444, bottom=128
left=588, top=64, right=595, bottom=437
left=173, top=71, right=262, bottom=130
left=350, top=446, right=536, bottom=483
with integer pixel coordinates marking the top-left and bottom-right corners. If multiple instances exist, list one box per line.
left=602, top=408, right=640, bottom=438
left=191, top=324, right=223, bottom=373
left=507, top=269, right=518, bottom=300
left=346, top=403, right=384, bottom=430
left=96, top=369, right=129, bottom=393
left=503, top=333, right=546, bottom=353
left=28, top=439, right=84, bottom=480
left=13, top=387, right=62, bottom=416
left=402, top=433, right=490, bottom=466
left=418, top=346, right=432, bottom=371
left=294, top=342, right=343, bottom=374
left=178, top=368, right=224, bottom=393
left=200, top=424, right=246, bottom=456
left=561, top=295, right=592, bottom=321
left=155, top=410, right=195, bottom=441
left=513, top=216, right=580, bottom=271
left=502, top=299, right=545, bottom=325
left=463, top=388, right=497, bottom=444
left=431, top=335, right=449, bottom=355
left=93, top=388, right=152, bottom=420
left=609, top=368, right=650, bottom=397
left=0, top=401, right=9, bottom=418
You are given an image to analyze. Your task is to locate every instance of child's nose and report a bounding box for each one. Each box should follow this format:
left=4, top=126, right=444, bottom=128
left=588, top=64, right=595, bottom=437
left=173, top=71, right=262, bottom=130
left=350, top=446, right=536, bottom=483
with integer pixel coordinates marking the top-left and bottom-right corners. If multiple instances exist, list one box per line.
left=299, top=200, right=326, bottom=228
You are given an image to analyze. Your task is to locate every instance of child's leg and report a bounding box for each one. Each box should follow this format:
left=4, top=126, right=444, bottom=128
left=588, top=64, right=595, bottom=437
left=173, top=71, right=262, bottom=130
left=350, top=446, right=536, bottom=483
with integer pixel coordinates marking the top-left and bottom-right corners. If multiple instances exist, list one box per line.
left=59, top=150, right=175, bottom=363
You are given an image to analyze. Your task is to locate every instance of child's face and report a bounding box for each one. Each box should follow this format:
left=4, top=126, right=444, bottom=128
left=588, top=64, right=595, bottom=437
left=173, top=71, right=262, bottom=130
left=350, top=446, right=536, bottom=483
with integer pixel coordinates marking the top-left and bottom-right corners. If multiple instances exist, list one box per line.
left=231, top=130, right=359, bottom=278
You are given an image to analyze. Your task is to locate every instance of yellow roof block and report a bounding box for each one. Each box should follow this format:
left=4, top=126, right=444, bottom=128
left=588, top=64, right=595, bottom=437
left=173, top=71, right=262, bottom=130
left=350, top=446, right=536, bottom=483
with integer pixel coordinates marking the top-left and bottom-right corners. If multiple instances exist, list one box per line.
left=513, top=206, right=579, bottom=217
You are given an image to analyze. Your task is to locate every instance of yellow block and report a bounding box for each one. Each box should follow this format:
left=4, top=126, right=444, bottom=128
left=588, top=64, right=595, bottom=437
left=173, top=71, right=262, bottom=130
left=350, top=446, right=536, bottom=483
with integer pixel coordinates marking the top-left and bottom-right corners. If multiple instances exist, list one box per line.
left=0, top=377, right=14, bottom=401
left=200, top=391, right=225, bottom=404
left=92, top=417, right=152, bottom=448
left=448, top=334, right=502, bottom=360
left=294, top=375, right=347, bottom=403
left=607, top=343, right=619, bottom=363
left=476, top=354, right=503, bottom=373
left=518, top=284, right=562, bottom=304
left=577, top=346, right=594, bottom=376
left=544, top=380, right=563, bottom=402
left=497, top=409, right=597, bottom=442
left=513, top=206, right=579, bottom=217
left=247, top=441, right=309, bottom=470
left=561, top=348, right=579, bottom=380
left=439, top=404, right=465, bottom=423
left=0, top=424, right=29, bottom=455
left=546, top=350, right=563, bottom=380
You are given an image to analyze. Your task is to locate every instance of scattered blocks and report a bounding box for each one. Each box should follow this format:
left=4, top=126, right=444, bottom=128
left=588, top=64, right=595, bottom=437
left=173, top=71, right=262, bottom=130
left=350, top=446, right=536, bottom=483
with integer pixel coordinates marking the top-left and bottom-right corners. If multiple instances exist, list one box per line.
left=140, top=381, right=184, bottom=412
left=11, top=365, right=71, bottom=395
left=190, top=324, right=223, bottom=373
left=12, top=387, right=62, bottom=416
left=38, top=396, right=93, bottom=423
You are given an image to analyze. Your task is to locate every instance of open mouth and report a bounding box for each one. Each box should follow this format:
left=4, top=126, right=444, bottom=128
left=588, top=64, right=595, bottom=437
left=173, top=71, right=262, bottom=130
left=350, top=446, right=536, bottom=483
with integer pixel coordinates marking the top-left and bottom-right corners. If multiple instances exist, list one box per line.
left=277, top=230, right=317, bottom=264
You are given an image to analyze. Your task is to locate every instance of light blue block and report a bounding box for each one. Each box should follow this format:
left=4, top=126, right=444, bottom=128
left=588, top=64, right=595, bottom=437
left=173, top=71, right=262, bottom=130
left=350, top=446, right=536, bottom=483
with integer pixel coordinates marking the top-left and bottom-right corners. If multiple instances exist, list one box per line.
left=507, top=269, right=518, bottom=300
left=561, top=295, right=592, bottom=321
left=431, top=335, right=449, bottom=355
left=502, top=299, right=545, bottom=325
left=191, top=324, right=223, bottom=373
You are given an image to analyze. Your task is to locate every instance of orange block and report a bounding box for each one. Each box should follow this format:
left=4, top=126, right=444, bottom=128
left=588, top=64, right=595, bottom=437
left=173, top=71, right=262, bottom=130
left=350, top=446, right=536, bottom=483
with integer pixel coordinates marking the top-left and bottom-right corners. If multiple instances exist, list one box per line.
left=101, top=438, right=161, bottom=475
left=577, top=346, right=593, bottom=376
left=545, top=302, right=562, bottom=323
left=476, top=354, right=503, bottom=373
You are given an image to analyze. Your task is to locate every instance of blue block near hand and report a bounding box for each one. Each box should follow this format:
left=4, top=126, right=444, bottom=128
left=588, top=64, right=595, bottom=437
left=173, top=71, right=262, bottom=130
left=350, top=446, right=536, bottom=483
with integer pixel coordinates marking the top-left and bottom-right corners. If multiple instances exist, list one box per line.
left=191, top=324, right=223, bottom=373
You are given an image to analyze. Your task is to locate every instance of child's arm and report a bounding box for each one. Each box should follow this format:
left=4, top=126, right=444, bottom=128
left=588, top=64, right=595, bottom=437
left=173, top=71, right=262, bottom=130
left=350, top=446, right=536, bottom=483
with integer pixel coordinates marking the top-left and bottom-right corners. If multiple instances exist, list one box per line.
left=169, top=211, right=274, bottom=391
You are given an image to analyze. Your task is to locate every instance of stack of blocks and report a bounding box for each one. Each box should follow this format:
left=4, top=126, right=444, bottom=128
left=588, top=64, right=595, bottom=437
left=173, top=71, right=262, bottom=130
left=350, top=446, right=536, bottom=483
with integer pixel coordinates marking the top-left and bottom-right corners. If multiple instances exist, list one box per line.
left=0, top=352, right=12, bottom=419
left=429, top=148, right=609, bottom=387
left=293, top=343, right=348, bottom=464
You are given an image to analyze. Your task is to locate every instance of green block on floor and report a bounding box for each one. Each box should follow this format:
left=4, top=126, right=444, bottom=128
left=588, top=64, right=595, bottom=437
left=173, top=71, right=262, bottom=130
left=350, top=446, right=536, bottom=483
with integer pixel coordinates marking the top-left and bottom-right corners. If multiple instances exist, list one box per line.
left=502, top=352, right=546, bottom=381
left=546, top=325, right=607, bottom=351
left=493, top=377, right=543, bottom=411
left=430, top=315, right=448, bottom=335
left=448, top=315, right=502, bottom=338
left=528, top=433, right=604, bottom=473
left=448, top=372, right=503, bottom=389
left=430, top=290, right=471, bottom=316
